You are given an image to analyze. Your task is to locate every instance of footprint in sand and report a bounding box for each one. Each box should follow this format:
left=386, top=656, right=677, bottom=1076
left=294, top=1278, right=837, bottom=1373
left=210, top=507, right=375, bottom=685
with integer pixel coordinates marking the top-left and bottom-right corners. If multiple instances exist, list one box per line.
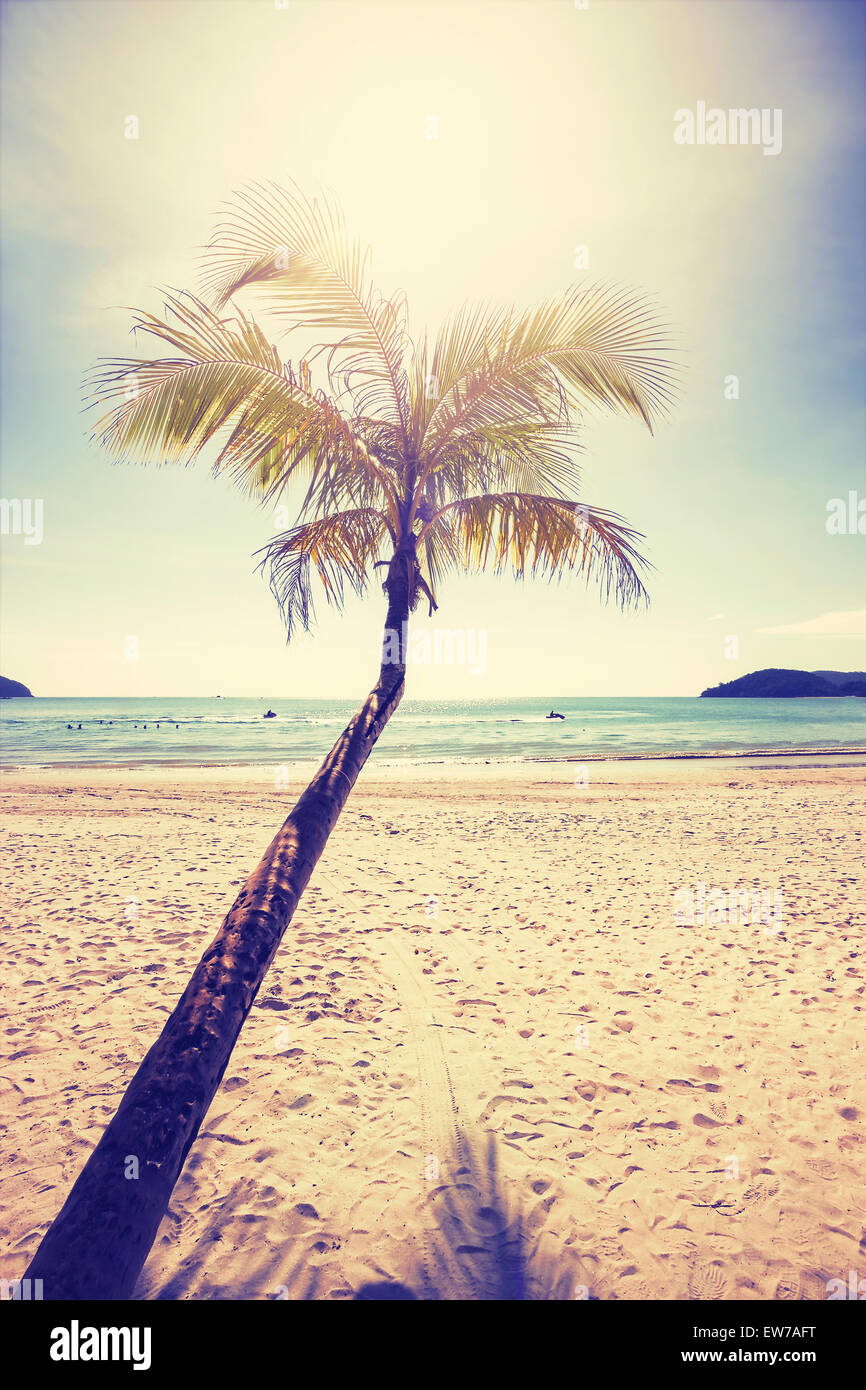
left=800, top=1270, right=835, bottom=1301
left=774, top=1264, right=802, bottom=1300
left=596, top=1236, right=626, bottom=1260
left=742, top=1177, right=780, bottom=1207
left=697, top=1065, right=720, bottom=1081
left=617, top=1275, right=655, bottom=1300
left=795, top=1230, right=846, bottom=1281
left=785, top=1216, right=821, bottom=1252
left=805, top=1157, right=838, bottom=1181
left=589, top=1272, right=618, bottom=1301
left=664, top=1078, right=695, bottom=1095
left=688, top=1262, right=728, bottom=1300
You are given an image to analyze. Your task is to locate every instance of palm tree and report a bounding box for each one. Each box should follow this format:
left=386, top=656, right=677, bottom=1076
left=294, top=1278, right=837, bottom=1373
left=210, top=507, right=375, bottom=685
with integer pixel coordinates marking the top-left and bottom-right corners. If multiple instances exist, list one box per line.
left=25, top=183, right=675, bottom=1299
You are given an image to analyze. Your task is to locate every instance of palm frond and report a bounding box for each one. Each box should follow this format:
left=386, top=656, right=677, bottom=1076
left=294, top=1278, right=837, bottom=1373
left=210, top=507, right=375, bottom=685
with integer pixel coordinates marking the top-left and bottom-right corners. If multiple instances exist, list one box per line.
left=200, top=181, right=413, bottom=440
left=417, top=492, right=650, bottom=609
left=421, top=421, right=582, bottom=508
left=418, top=283, right=678, bottom=485
left=257, top=507, right=392, bottom=637
left=84, top=291, right=401, bottom=524
left=408, top=303, right=511, bottom=444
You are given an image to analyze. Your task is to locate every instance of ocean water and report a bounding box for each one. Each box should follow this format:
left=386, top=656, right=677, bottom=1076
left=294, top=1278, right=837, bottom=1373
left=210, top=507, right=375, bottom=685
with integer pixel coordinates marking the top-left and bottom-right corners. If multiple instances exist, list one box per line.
left=1, top=695, right=865, bottom=767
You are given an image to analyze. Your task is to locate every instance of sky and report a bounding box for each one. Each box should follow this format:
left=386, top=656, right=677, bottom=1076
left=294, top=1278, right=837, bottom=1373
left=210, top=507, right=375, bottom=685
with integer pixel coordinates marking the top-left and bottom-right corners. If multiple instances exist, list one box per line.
left=1, top=0, right=864, bottom=698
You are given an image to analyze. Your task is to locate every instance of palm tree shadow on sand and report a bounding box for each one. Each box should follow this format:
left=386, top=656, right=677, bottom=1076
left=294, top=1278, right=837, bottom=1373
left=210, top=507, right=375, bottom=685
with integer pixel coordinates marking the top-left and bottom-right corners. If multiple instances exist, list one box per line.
left=356, top=1128, right=580, bottom=1301
left=136, top=1129, right=588, bottom=1301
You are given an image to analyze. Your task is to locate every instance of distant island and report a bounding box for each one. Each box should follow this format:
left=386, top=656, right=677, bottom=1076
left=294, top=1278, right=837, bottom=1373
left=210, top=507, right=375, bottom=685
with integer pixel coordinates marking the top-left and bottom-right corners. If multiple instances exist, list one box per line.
left=0, top=676, right=33, bottom=698
left=701, top=668, right=866, bottom=698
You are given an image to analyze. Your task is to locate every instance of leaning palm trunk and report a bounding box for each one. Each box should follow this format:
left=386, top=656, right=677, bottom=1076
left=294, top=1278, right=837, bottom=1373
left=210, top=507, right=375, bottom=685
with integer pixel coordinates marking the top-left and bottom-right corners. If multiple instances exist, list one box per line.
left=25, top=553, right=412, bottom=1300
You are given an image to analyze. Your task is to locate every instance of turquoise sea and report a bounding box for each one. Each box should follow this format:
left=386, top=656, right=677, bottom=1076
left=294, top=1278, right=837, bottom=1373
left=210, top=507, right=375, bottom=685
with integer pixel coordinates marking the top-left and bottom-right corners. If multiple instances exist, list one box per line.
left=1, top=696, right=865, bottom=767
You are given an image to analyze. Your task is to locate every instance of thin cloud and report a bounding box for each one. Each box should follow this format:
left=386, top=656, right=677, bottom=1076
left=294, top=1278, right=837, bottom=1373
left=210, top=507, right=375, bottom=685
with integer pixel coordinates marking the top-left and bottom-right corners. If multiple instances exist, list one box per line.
left=758, top=609, right=866, bottom=638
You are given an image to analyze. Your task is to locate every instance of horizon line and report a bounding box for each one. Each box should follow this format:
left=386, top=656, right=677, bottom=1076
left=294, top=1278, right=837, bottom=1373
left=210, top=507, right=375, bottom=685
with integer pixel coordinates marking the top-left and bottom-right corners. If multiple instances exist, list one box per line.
left=4, top=691, right=704, bottom=701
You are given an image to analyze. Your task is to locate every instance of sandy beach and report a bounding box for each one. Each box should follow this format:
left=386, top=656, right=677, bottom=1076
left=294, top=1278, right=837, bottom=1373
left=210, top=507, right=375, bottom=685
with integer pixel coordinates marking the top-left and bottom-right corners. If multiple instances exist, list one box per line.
left=1, top=756, right=863, bottom=1300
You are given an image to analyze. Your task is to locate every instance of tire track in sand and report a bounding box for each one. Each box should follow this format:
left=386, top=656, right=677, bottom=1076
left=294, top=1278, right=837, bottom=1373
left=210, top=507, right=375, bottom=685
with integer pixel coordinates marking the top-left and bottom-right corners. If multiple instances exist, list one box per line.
left=315, top=856, right=516, bottom=1298
left=375, top=926, right=481, bottom=1299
